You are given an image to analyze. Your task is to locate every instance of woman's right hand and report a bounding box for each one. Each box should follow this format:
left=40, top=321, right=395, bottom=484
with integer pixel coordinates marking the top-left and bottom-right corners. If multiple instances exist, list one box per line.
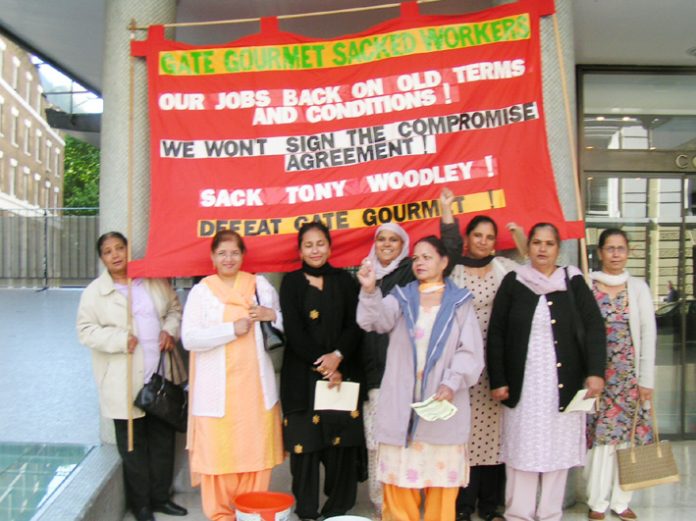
left=357, top=258, right=377, bottom=293
left=127, top=334, right=138, bottom=354
left=234, top=317, right=252, bottom=337
left=440, top=187, right=455, bottom=223
left=491, top=386, right=509, bottom=401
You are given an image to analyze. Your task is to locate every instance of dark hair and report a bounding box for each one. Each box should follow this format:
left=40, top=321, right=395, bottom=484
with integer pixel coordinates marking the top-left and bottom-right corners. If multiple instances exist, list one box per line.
left=210, top=230, right=246, bottom=254
left=598, top=228, right=629, bottom=249
left=297, top=221, right=331, bottom=248
left=465, top=215, right=498, bottom=237
left=97, top=231, right=127, bottom=255
left=413, top=235, right=452, bottom=276
left=527, top=222, right=561, bottom=246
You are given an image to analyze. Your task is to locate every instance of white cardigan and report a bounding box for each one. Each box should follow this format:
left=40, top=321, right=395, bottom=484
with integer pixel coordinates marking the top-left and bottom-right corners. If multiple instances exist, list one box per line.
left=626, top=276, right=656, bottom=388
left=181, top=275, right=282, bottom=416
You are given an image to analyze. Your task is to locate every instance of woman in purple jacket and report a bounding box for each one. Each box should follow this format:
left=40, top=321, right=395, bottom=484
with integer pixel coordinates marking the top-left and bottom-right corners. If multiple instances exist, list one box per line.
left=357, top=235, right=484, bottom=521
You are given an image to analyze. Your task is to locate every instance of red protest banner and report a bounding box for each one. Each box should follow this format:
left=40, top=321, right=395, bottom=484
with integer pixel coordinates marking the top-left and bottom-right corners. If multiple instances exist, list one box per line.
left=129, top=0, right=581, bottom=277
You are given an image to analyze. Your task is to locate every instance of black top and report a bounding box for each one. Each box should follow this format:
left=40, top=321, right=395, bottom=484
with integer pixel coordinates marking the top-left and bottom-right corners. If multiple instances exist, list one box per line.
left=486, top=271, right=606, bottom=411
left=279, top=269, right=363, bottom=415
left=360, top=257, right=414, bottom=391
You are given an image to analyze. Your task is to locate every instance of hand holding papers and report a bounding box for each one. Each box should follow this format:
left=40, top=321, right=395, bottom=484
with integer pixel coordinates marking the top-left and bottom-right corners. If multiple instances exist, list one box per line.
left=314, top=381, right=360, bottom=411
left=411, top=394, right=458, bottom=421
left=564, top=389, right=598, bottom=413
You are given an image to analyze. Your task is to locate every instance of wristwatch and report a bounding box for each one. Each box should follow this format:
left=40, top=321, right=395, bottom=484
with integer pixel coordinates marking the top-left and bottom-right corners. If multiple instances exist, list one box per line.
left=332, top=349, right=344, bottom=360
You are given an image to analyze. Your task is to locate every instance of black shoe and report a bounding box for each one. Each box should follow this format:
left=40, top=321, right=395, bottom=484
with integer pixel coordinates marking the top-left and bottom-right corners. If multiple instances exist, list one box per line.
left=481, top=512, right=506, bottom=521
left=152, top=500, right=188, bottom=516
left=133, top=507, right=155, bottom=521
left=456, top=512, right=472, bottom=521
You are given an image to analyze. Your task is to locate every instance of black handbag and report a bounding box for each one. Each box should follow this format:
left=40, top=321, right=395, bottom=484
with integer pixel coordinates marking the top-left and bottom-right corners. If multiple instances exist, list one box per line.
left=255, top=289, right=285, bottom=351
left=134, top=352, right=188, bottom=433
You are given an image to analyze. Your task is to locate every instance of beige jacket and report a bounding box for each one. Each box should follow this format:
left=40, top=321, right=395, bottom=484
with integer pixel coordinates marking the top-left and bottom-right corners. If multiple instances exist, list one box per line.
left=76, top=271, right=183, bottom=419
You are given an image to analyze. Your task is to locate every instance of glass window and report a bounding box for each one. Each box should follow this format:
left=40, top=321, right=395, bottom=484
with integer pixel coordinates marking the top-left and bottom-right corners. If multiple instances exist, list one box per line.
left=35, top=130, right=42, bottom=162
left=8, top=162, right=16, bottom=196
left=583, top=73, right=696, bottom=151
left=11, top=56, right=20, bottom=90
left=10, top=109, right=18, bottom=146
left=23, top=121, right=31, bottom=155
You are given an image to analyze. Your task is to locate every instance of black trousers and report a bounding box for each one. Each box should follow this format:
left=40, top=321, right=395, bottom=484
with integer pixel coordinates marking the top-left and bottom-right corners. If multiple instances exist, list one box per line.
left=290, top=446, right=360, bottom=519
left=113, top=414, right=176, bottom=512
left=456, top=463, right=506, bottom=516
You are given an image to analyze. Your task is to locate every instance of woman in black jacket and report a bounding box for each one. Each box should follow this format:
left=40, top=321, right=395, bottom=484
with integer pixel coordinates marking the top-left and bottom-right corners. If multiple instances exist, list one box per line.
left=359, top=222, right=412, bottom=515
left=280, top=221, right=365, bottom=520
left=487, top=222, right=605, bottom=521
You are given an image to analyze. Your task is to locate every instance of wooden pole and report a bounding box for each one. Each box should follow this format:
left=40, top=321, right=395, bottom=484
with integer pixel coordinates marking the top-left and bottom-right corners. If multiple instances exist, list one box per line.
left=126, top=19, right=137, bottom=452
left=132, top=0, right=442, bottom=30
left=552, top=12, right=589, bottom=276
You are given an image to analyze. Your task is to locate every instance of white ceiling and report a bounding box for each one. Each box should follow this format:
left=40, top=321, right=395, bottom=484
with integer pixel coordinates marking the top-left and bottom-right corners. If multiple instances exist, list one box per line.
left=1, top=0, right=695, bottom=96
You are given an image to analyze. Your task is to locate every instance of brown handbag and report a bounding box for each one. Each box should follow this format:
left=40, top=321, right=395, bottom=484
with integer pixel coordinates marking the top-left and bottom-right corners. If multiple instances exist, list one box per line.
left=616, top=402, right=680, bottom=491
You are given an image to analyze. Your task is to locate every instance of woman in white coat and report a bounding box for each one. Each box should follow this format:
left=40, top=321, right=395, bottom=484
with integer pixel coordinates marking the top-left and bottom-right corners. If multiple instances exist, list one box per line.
left=76, top=231, right=187, bottom=521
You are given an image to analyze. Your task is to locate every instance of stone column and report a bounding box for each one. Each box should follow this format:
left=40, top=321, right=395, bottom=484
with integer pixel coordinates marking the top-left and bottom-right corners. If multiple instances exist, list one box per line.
left=100, top=0, right=176, bottom=257
left=539, top=1, right=582, bottom=266
left=99, top=2, right=194, bottom=495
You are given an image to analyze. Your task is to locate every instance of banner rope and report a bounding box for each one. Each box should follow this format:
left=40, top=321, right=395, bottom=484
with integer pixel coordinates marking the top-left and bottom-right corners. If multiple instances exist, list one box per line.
left=132, top=0, right=442, bottom=30
left=552, top=11, right=589, bottom=276
left=126, top=19, right=137, bottom=452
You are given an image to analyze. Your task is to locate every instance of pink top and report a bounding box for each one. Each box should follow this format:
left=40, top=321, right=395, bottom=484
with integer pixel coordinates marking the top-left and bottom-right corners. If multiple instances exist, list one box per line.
left=115, top=278, right=161, bottom=383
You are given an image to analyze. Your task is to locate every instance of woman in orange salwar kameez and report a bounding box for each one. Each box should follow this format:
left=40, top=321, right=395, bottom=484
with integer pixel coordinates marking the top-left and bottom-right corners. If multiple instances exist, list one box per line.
left=182, top=230, right=285, bottom=521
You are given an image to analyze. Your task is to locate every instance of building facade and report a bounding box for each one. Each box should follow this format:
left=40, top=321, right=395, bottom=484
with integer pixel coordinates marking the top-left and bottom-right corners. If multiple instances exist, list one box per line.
left=0, top=33, right=65, bottom=213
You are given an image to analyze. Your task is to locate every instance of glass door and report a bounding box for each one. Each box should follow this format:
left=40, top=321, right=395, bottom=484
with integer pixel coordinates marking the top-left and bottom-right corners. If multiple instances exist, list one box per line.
left=585, top=174, right=696, bottom=438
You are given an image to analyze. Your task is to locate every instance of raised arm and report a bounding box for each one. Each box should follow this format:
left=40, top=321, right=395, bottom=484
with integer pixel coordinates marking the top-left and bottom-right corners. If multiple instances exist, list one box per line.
left=439, top=187, right=463, bottom=260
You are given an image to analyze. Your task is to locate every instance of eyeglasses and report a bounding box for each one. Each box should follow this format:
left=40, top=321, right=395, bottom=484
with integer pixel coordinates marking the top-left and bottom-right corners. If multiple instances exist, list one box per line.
left=602, top=246, right=628, bottom=254
left=215, top=251, right=242, bottom=259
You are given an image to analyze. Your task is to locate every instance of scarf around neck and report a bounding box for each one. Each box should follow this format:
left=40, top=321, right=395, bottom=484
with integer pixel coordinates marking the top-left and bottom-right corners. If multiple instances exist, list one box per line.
left=301, top=261, right=339, bottom=277
left=515, top=263, right=582, bottom=295
left=590, top=270, right=629, bottom=287
left=459, top=255, right=495, bottom=268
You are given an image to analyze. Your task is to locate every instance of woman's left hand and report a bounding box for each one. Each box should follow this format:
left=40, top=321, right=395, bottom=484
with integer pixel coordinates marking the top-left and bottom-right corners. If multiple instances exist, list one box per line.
left=639, top=386, right=653, bottom=403
left=159, top=331, right=175, bottom=352
left=315, top=351, right=342, bottom=376
left=433, top=384, right=454, bottom=402
left=584, top=376, right=605, bottom=398
left=327, top=369, right=343, bottom=389
left=249, top=304, right=275, bottom=322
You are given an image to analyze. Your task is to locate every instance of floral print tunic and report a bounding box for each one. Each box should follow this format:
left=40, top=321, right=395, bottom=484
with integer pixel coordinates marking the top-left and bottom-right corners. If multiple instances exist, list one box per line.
left=587, top=284, right=653, bottom=448
left=377, top=305, right=470, bottom=488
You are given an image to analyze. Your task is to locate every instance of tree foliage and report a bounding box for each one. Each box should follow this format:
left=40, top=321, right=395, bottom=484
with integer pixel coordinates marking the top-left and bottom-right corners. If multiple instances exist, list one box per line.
left=63, top=135, right=100, bottom=214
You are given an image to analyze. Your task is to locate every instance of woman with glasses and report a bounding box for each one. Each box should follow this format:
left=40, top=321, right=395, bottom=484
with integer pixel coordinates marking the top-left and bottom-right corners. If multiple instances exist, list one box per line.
left=585, top=229, right=655, bottom=521
left=182, top=230, right=285, bottom=521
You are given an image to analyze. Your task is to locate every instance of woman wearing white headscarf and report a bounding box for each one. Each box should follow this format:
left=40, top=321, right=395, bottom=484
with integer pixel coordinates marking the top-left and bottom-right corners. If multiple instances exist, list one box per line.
left=360, top=223, right=412, bottom=515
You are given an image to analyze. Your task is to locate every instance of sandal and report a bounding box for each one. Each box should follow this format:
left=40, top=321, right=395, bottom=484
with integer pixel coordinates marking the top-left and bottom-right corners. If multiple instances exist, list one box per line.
left=612, top=508, right=637, bottom=521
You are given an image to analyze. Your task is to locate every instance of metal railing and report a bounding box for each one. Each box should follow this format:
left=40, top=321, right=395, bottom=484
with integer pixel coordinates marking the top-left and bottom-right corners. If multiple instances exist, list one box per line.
left=0, top=208, right=99, bottom=288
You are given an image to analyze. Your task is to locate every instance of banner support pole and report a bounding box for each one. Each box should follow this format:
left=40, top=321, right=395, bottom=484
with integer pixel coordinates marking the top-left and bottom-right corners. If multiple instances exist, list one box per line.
left=126, top=18, right=137, bottom=453
left=131, top=0, right=442, bottom=30
left=552, top=11, right=589, bottom=276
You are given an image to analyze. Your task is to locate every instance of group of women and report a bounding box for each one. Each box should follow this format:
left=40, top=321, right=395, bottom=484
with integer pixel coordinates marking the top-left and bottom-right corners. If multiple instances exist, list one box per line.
left=77, top=189, right=656, bottom=521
